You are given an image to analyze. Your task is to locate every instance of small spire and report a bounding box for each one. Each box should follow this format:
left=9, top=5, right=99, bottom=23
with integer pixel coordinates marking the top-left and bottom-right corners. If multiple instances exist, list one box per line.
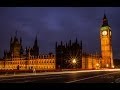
left=80, top=40, right=82, bottom=49
left=14, top=30, right=18, bottom=42
left=102, top=13, right=109, bottom=27
left=66, top=42, right=67, bottom=47
left=34, top=35, right=38, bottom=46
left=35, top=34, right=37, bottom=40
left=61, top=41, right=63, bottom=46
left=4, top=50, right=6, bottom=55
left=69, top=40, right=71, bottom=46
left=15, top=30, right=18, bottom=37
left=20, top=37, right=22, bottom=44
left=103, top=13, right=107, bottom=20
left=55, top=42, right=57, bottom=48
left=75, top=37, right=78, bottom=43
left=10, top=37, right=12, bottom=43
left=20, top=46, right=24, bottom=54
left=103, top=10, right=107, bottom=19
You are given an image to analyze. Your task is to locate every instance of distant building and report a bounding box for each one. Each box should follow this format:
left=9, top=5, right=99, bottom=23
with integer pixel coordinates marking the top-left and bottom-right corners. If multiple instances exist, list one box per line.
left=55, top=39, right=82, bottom=69
left=82, top=52, right=101, bottom=69
left=0, top=34, right=55, bottom=70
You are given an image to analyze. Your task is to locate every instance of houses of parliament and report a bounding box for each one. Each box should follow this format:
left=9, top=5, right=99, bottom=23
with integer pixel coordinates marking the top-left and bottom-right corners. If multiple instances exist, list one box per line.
left=0, top=14, right=114, bottom=71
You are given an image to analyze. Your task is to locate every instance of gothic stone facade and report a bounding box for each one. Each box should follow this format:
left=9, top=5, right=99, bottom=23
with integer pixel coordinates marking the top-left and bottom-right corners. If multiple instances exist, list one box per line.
left=0, top=35, right=55, bottom=70
left=55, top=39, right=82, bottom=69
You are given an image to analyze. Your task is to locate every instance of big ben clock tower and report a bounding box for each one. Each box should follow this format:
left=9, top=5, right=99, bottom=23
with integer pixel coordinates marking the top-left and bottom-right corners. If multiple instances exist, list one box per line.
left=100, top=14, right=114, bottom=68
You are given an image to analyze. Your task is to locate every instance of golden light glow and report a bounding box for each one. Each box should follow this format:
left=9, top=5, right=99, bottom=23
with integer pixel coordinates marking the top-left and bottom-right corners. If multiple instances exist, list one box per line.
left=106, top=64, right=109, bottom=68
left=112, top=65, right=114, bottom=68
left=96, top=63, right=99, bottom=67
left=102, top=31, right=107, bottom=36
left=96, top=63, right=100, bottom=69
left=110, top=31, right=111, bottom=36
left=72, top=59, right=76, bottom=64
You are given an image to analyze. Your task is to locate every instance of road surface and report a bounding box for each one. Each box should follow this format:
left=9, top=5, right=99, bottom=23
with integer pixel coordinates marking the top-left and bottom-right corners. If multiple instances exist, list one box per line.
left=0, top=69, right=120, bottom=83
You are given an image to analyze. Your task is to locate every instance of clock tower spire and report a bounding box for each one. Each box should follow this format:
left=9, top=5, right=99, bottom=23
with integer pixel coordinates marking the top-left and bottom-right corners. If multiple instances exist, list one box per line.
left=102, top=13, right=109, bottom=27
left=100, top=14, right=114, bottom=68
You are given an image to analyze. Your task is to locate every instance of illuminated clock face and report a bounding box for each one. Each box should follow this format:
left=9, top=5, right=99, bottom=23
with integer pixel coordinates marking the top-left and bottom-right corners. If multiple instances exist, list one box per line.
left=102, top=31, right=107, bottom=36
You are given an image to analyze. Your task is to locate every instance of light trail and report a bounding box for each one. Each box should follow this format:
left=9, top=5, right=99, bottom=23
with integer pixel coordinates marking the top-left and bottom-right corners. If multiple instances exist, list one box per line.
left=0, top=69, right=120, bottom=78
left=0, top=74, right=62, bottom=82
left=65, top=71, right=120, bottom=83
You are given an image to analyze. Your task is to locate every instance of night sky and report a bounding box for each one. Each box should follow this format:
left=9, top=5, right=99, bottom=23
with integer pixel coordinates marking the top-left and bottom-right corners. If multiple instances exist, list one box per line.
left=0, top=7, right=120, bottom=59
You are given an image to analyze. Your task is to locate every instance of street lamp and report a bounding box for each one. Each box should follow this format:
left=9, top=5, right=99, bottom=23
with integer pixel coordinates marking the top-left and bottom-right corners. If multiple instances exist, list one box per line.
left=72, top=59, right=76, bottom=64
left=96, top=63, right=99, bottom=66
left=106, top=64, right=109, bottom=68
left=72, top=59, right=76, bottom=69
left=96, top=63, right=99, bottom=69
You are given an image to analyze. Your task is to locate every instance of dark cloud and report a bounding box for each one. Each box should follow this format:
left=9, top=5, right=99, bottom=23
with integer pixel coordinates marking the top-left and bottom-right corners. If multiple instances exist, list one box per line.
left=0, top=7, right=120, bottom=59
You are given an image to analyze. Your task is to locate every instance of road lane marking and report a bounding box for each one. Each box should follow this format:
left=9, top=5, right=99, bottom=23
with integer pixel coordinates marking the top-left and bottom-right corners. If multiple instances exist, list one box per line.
left=16, top=77, right=63, bottom=83
left=111, top=82, right=114, bottom=83
left=45, top=77, right=63, bottom=80
left=15, top=80, right=38, bottom=83
left=100, top=76, right=114, bottom=79
left=65, top=72, right=119, bottom=83
left=115, top=78, right=120, bottom=83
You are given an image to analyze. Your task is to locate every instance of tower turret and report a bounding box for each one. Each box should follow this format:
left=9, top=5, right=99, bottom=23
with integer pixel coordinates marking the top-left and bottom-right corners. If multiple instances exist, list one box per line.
left=102, top=14, right=109, bottom=27
left=10, top=37, right=12, bottom=44
left=75, top=38, right=78, bottom=43
left=20, top=37, right=22, bottom=44
left=32, top=35, right=39, bottom=57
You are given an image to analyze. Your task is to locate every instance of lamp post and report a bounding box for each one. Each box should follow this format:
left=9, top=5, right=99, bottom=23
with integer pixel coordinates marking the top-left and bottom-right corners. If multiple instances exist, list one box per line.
left=96, top=63, right=99, bottom=69
left=72, top=59, right=76, bottom=69
left=106, top=64, right=109, bottom=68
